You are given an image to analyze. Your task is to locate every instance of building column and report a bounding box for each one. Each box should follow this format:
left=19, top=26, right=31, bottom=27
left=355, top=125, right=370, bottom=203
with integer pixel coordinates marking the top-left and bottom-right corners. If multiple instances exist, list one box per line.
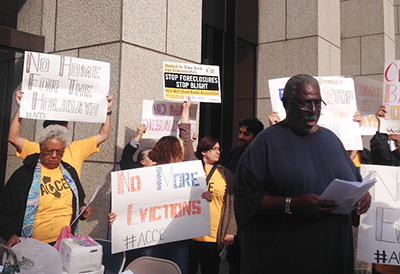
left=257, top=0, right=341, bottom=127
left=341, top=0, right=395, bottom=81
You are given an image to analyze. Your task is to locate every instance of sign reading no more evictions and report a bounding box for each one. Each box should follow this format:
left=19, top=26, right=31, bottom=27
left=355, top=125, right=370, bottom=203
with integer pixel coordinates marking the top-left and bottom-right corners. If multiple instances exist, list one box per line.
left=163, top=61, right=221, bottom=103
left=111, top=160, right=210, bottom=254
left=20, top=51, right=110, bottom=123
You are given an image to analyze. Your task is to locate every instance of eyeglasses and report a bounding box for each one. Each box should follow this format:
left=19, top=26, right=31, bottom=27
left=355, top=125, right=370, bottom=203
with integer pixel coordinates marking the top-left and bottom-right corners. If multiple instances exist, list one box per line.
left=209, top=147, right=223, bottom=152
left=288, top=97, right=326, bottom=111
left=43, top=149, right=65, bottom=156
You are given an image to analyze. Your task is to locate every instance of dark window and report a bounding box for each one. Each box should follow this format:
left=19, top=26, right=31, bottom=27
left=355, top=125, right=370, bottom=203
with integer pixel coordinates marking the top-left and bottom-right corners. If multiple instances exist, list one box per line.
left=201, top=0, right=258, bottom=166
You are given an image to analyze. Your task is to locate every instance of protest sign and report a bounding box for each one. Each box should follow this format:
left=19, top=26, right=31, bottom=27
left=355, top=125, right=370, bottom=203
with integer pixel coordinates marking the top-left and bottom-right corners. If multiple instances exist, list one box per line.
left=111, top=160, right=210, bottom=254
left=142, top=100, right=197, bottom=139
left=358, top=164, right=400, bottom=266
left=268, top=76, right=362, bottom=150
left=381, top=60, right=400, bottom=133
left=354, top=77, right=383, bottom=136
left=163, top=61, right=221, bottom=103
left=20, top=51, right=110, bottom=123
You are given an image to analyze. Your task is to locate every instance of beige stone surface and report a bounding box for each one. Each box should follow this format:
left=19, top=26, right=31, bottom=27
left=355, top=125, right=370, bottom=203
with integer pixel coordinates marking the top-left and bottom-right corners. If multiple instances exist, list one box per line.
left=55, top=0, right=121, bottom=51
left=78, top=162, right=114, bottom=240
left=341, top=37, right=361, bottom=76
left=256, top=98, right=273, bottom=130
left=287, top=0, right=318, bottom=39
left=341, top=0, right=384, bottom=38
left=257, top=37, right=319, bottom=98
left=318, top=0, right=341, bottom=47
left=396, top=34, right=400, bottom=58
left=43, top=0, right=56, bottom=53
left=396, top=6, right=399, bottom=35
left=361, top=34, right=385, bottom=75
left=75, top=43, right=121, bottom=163
left=317, top=38, right=341, bottom=76
left=385, top=34, right=396, bottom=61
left=117, top=43, right=190, bottom=159
left=166, top=0, right=202, bottom=62
left=259, top=0, right=286, bottom=43
left=122, top=0, right=167, bottom=53
left=17, top=0, right=42, bottom=35
left=384, top=0, right=396, bottom=40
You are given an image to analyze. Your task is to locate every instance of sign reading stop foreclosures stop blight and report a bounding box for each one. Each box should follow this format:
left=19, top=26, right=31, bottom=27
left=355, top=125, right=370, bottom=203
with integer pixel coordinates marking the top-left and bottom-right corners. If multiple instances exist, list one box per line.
left=163, top=61, right=221, bottom=103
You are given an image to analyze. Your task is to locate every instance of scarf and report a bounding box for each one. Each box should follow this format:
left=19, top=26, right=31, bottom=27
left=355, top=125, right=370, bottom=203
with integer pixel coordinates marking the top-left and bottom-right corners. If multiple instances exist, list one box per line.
left=21, top=159, right=80, bottom=237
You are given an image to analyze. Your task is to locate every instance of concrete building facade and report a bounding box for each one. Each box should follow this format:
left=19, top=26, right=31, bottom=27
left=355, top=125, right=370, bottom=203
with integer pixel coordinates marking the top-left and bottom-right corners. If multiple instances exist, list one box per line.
left=0, top=0, right=399, bottom=240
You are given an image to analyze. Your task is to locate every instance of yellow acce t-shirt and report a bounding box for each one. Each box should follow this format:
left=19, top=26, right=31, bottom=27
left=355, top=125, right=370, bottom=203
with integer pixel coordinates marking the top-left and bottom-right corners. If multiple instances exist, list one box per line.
left=32, top=165, right=73, bottom=243
left=193, top=166, right=226, bottom=243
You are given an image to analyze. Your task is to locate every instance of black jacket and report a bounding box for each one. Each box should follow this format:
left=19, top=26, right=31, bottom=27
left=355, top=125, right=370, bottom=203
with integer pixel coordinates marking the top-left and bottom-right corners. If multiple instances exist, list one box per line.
left=370, top=132, right=400, bottom=166
left=0, top=153, right=85, bottom=242
left=120, top=142, right=143, bottom=170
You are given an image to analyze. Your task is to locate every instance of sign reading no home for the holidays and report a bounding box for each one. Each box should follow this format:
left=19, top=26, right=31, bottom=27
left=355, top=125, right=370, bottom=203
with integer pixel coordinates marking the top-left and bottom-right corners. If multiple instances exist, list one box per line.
left=163, top=61, right=221, bottom=103
left=20, top=51, right=110, bottom=123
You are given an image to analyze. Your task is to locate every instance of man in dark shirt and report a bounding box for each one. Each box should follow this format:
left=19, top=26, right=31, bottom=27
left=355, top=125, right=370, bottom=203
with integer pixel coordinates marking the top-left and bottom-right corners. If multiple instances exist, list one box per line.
left=229, top=118, right=264, bottom=174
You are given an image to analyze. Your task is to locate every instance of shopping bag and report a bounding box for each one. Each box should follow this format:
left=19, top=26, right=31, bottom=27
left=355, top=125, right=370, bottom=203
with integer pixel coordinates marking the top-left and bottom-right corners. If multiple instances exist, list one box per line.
left=0, top=244, right=20, bottom=274
left=53, top=226, right=73, bottom=251
left=11, top=237, right=62, bottom=274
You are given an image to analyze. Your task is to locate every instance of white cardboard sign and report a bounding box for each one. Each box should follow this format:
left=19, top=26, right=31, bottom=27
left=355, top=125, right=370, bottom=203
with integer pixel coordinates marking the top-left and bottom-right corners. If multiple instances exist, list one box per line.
left=354, top=76, right=383, bottom=136
left=358, top=164, right=400, bottom=266
left=163, top=61, right=221, bottom=103
left=381, top=60, right=400, bottom=133
left=141, top=100, right=197, bottom=139
left=268, top=76, right=362, bottom=150
left=20, top=51, right=110, bottom=123
left=111, top=160, right=210, bottom=254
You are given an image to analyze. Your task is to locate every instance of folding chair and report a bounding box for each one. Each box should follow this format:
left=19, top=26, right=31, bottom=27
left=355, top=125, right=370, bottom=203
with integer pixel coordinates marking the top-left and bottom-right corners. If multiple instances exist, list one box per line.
left=124, top=256, right=181, bottom=274
left=94, top=239, right=126, bottom=274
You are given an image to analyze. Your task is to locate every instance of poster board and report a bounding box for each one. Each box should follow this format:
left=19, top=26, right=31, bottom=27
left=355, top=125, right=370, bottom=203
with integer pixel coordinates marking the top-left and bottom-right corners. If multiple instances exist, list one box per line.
left=381, top=61, right=400, bottom=133
left=354, top=76, right=383, bottom=136
left=268, top=76, right=362, bottom=150
left=111, top=160, right=210, bottom=254
left=20, top=51, right=110, bottom=123
left=358, top=164, right=400, bottom=266
left=142, top=100, right=197, bottom=139
left=163, top=61, right=221, bottom=103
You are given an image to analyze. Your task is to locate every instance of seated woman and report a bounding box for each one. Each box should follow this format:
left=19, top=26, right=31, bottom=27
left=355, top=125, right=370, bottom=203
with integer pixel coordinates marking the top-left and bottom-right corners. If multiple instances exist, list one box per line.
left=0, top=125, right=91, bottom=247
left=178, top=97, right=237, bottom=274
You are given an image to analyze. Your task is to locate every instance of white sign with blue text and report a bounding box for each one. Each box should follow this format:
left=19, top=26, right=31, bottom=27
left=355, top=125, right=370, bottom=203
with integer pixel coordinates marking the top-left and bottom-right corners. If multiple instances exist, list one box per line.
left=358, top=164, right=400, bottom=266
left=268, top=76, right=362, bottom=150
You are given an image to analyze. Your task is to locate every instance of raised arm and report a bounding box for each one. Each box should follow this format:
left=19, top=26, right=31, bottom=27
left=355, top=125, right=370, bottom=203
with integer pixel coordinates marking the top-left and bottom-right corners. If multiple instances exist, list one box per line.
left=268, top=111, right=280, bottom=126
left=179, top=96, right=197, bottom=161
left=375, top=105, right=387, bottom=132
left=120, top=124, right=146, bottom=170
left=96, top=94, right=113, bottom=146
left=8, top=91, right=25, bottom=152
left=353, top=111, right=362, bottom=127
left=181, top=96, right=192, bottom=123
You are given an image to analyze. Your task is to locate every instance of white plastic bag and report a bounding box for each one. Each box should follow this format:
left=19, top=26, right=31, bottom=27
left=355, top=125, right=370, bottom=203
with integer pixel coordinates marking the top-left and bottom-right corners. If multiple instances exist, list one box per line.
left=1, top=244, right=20, bottom=274
left=11, top=238, right=62, bottom=274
